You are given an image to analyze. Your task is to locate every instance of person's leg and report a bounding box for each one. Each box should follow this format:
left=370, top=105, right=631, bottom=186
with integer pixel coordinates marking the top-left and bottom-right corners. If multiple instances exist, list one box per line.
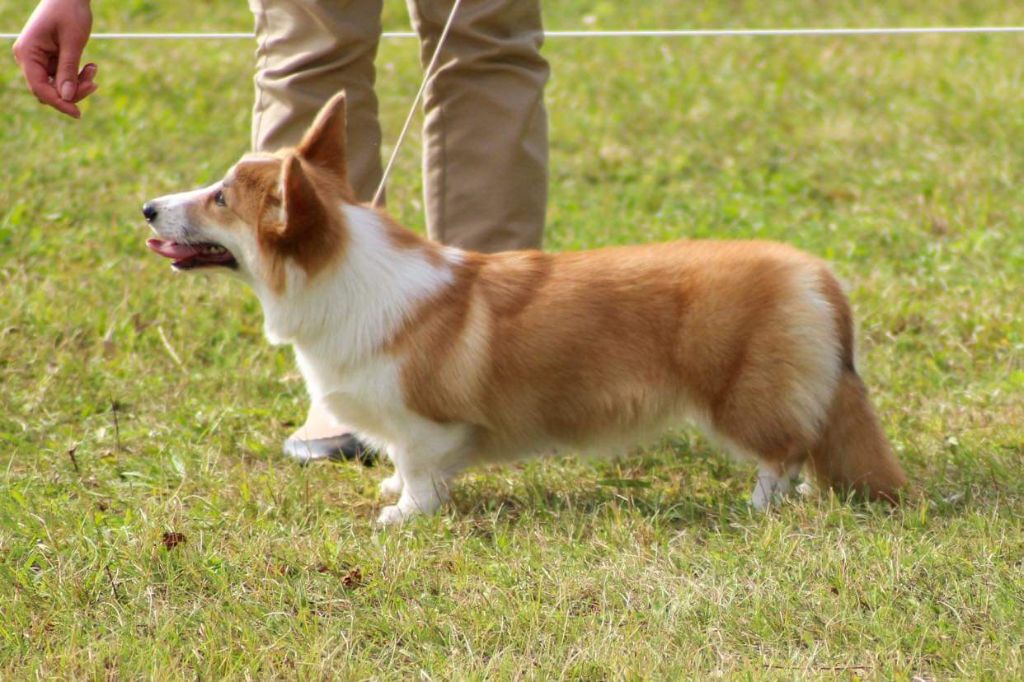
left=406, top=0, right=549, bottom=252
left=249, top=0, right=383, bottom=461
left=249, top=0, right=384, bottom=198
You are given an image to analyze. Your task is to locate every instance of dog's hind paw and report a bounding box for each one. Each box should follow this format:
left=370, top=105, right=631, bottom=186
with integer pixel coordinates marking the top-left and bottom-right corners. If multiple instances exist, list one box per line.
left=749, top=462, right=802, bottom=511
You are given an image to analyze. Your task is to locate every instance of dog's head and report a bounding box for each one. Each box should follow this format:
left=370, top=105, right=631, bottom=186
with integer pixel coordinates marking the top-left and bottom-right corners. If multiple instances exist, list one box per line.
left=142, top=92, right=353, bottom=293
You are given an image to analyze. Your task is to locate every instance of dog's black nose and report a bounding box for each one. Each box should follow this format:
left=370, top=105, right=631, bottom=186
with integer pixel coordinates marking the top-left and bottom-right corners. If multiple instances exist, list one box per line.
left=142, top=202, right=158, bottom=222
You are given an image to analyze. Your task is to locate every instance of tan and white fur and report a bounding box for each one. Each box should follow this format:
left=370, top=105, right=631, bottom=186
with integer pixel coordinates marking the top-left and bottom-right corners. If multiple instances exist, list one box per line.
left=143, top=93, right=908, bottom=524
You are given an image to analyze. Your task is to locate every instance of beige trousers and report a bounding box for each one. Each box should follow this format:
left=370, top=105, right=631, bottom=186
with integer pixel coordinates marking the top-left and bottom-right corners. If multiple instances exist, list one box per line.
left=249, top=0, right=549, bottom=443
left=248, top=0, right=549, bottom=252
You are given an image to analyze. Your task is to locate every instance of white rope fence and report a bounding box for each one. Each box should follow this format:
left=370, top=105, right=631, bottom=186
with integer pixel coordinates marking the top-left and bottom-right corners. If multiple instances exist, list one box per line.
left=2, top=27, right=1024, bottom=40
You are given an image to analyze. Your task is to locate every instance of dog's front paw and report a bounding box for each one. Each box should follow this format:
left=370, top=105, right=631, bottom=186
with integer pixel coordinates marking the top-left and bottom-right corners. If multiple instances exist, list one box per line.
left=376, top=504, right=409, bottom=526
left=379, top=473, right=404, bottom=500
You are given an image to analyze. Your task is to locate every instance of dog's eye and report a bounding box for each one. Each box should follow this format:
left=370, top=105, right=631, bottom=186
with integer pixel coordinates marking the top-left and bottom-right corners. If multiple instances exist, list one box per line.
left=214, top=190, right=227, bottom=207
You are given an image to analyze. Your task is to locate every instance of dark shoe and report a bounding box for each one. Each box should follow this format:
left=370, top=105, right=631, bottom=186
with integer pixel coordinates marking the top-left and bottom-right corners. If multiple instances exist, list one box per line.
left=282, top=433, right=376, bottom=466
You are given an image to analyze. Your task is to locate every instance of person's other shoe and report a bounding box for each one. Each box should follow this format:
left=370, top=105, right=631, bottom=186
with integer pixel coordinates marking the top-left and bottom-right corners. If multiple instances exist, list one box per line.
left=283, top=402, right=376, bottom=466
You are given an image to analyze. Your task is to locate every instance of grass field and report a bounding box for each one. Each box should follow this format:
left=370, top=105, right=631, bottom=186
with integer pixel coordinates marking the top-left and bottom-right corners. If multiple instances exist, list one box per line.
left=2, top=1, right=1023, bottom=678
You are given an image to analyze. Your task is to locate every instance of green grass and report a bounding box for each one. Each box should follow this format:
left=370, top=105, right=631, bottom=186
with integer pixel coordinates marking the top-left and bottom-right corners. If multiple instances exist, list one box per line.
left=2, top=1, right=1022, bottom=678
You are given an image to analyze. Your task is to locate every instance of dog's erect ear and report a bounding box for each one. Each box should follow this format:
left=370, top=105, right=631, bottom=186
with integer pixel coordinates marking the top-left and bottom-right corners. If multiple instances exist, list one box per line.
left=279, top=154, right=328, bottom=244
left=297, top=91, right=348, bottom=179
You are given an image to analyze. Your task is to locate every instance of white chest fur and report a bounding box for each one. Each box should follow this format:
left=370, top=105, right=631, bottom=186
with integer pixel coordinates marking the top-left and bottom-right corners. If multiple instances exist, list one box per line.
left=265, top=204, right=461, bottom=448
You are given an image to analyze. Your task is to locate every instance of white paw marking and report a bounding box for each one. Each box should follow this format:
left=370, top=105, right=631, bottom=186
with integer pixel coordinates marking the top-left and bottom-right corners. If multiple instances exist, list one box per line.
left=379, top=473, right=403, bottom=500
left=376, top=504, right=408, bottom=526
left=750, top=477, right=777, bottom=511
left=750, top=463, right=801, bottom=510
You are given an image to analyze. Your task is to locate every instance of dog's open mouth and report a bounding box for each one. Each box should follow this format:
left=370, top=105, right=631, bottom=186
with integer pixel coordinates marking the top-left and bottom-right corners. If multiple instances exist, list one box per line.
left=147, top=239, right=238, bottom=270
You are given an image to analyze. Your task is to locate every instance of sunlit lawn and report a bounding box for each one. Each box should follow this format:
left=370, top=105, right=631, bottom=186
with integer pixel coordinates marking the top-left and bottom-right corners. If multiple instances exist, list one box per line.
left=1, top=1, right=1021, bottom=678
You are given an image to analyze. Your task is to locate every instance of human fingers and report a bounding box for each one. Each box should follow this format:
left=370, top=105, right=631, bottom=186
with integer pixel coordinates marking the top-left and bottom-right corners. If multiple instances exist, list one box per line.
left=19, top=54, right=81, bottom=117
left=72, top=62, right=98, bottom=103
left=54, top=25, right=89, bottom=102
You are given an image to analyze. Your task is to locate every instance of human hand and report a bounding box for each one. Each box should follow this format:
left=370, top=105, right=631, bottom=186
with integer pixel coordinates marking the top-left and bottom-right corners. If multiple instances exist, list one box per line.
left=12, top=0, right=97, bottom=118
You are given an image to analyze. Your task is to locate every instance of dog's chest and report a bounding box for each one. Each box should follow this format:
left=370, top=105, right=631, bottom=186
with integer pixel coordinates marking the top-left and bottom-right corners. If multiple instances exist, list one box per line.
left=294, top=347, right=410, bottom=438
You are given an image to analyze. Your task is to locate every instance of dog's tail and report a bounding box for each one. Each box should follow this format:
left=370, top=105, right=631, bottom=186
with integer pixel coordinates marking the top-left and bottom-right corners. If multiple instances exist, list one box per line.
left=808, top=367, right=908, bottom=503
left=807, top=271, right=908, bottom=502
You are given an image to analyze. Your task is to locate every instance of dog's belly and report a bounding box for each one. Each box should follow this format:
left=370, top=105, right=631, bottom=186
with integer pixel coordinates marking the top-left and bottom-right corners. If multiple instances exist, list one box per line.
left=298, top=342, right=711, bottom=464
left=472, top=390, right=710, bottom=465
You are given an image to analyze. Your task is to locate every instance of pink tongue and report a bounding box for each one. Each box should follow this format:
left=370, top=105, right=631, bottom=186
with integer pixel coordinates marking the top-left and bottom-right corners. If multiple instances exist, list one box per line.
left=147, top=239, right=204, bottom=260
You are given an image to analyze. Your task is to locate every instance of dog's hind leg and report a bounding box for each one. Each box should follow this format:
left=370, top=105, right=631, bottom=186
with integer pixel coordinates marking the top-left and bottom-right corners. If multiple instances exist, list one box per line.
left=750, top=460, right=803, bottom=510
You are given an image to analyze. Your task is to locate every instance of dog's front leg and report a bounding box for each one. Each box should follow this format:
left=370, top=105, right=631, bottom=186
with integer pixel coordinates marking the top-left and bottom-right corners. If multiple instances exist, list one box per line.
left=375, top=422, right=472, bottom=525
left=378, top=446, right=405, bottom=500
left=377, top=465, right=450, bottom=525
left=379, top=472, right=405, bottom=500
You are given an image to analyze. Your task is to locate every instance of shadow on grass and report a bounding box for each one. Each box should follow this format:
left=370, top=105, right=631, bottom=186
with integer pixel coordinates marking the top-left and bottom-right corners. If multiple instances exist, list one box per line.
left=439, top=436, right=1021, bottom=534
left=436, top=437, right=742, bottom=531
left=450, top=482, right=745, bottom=532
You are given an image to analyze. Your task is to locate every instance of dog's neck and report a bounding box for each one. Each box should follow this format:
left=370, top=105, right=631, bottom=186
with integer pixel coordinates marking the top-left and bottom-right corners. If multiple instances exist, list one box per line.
left=255, top=203, right=459, bottom=368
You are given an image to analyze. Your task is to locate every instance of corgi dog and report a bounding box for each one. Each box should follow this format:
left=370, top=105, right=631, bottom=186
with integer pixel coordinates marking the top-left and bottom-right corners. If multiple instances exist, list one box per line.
left=143, top=93, right=908, bottom=524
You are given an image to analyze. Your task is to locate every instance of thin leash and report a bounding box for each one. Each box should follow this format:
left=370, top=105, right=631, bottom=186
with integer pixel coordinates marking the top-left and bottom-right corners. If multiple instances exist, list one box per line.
left=372, top=0, right=463, bottom=208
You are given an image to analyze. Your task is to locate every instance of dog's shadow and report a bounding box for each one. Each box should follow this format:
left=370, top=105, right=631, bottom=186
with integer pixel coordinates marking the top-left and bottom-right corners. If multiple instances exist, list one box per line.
left=450, top=483, right=738, bottom=534
left=438, top=435, right=991, bottom=533
left=444, top=441, right=754, bottom=533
